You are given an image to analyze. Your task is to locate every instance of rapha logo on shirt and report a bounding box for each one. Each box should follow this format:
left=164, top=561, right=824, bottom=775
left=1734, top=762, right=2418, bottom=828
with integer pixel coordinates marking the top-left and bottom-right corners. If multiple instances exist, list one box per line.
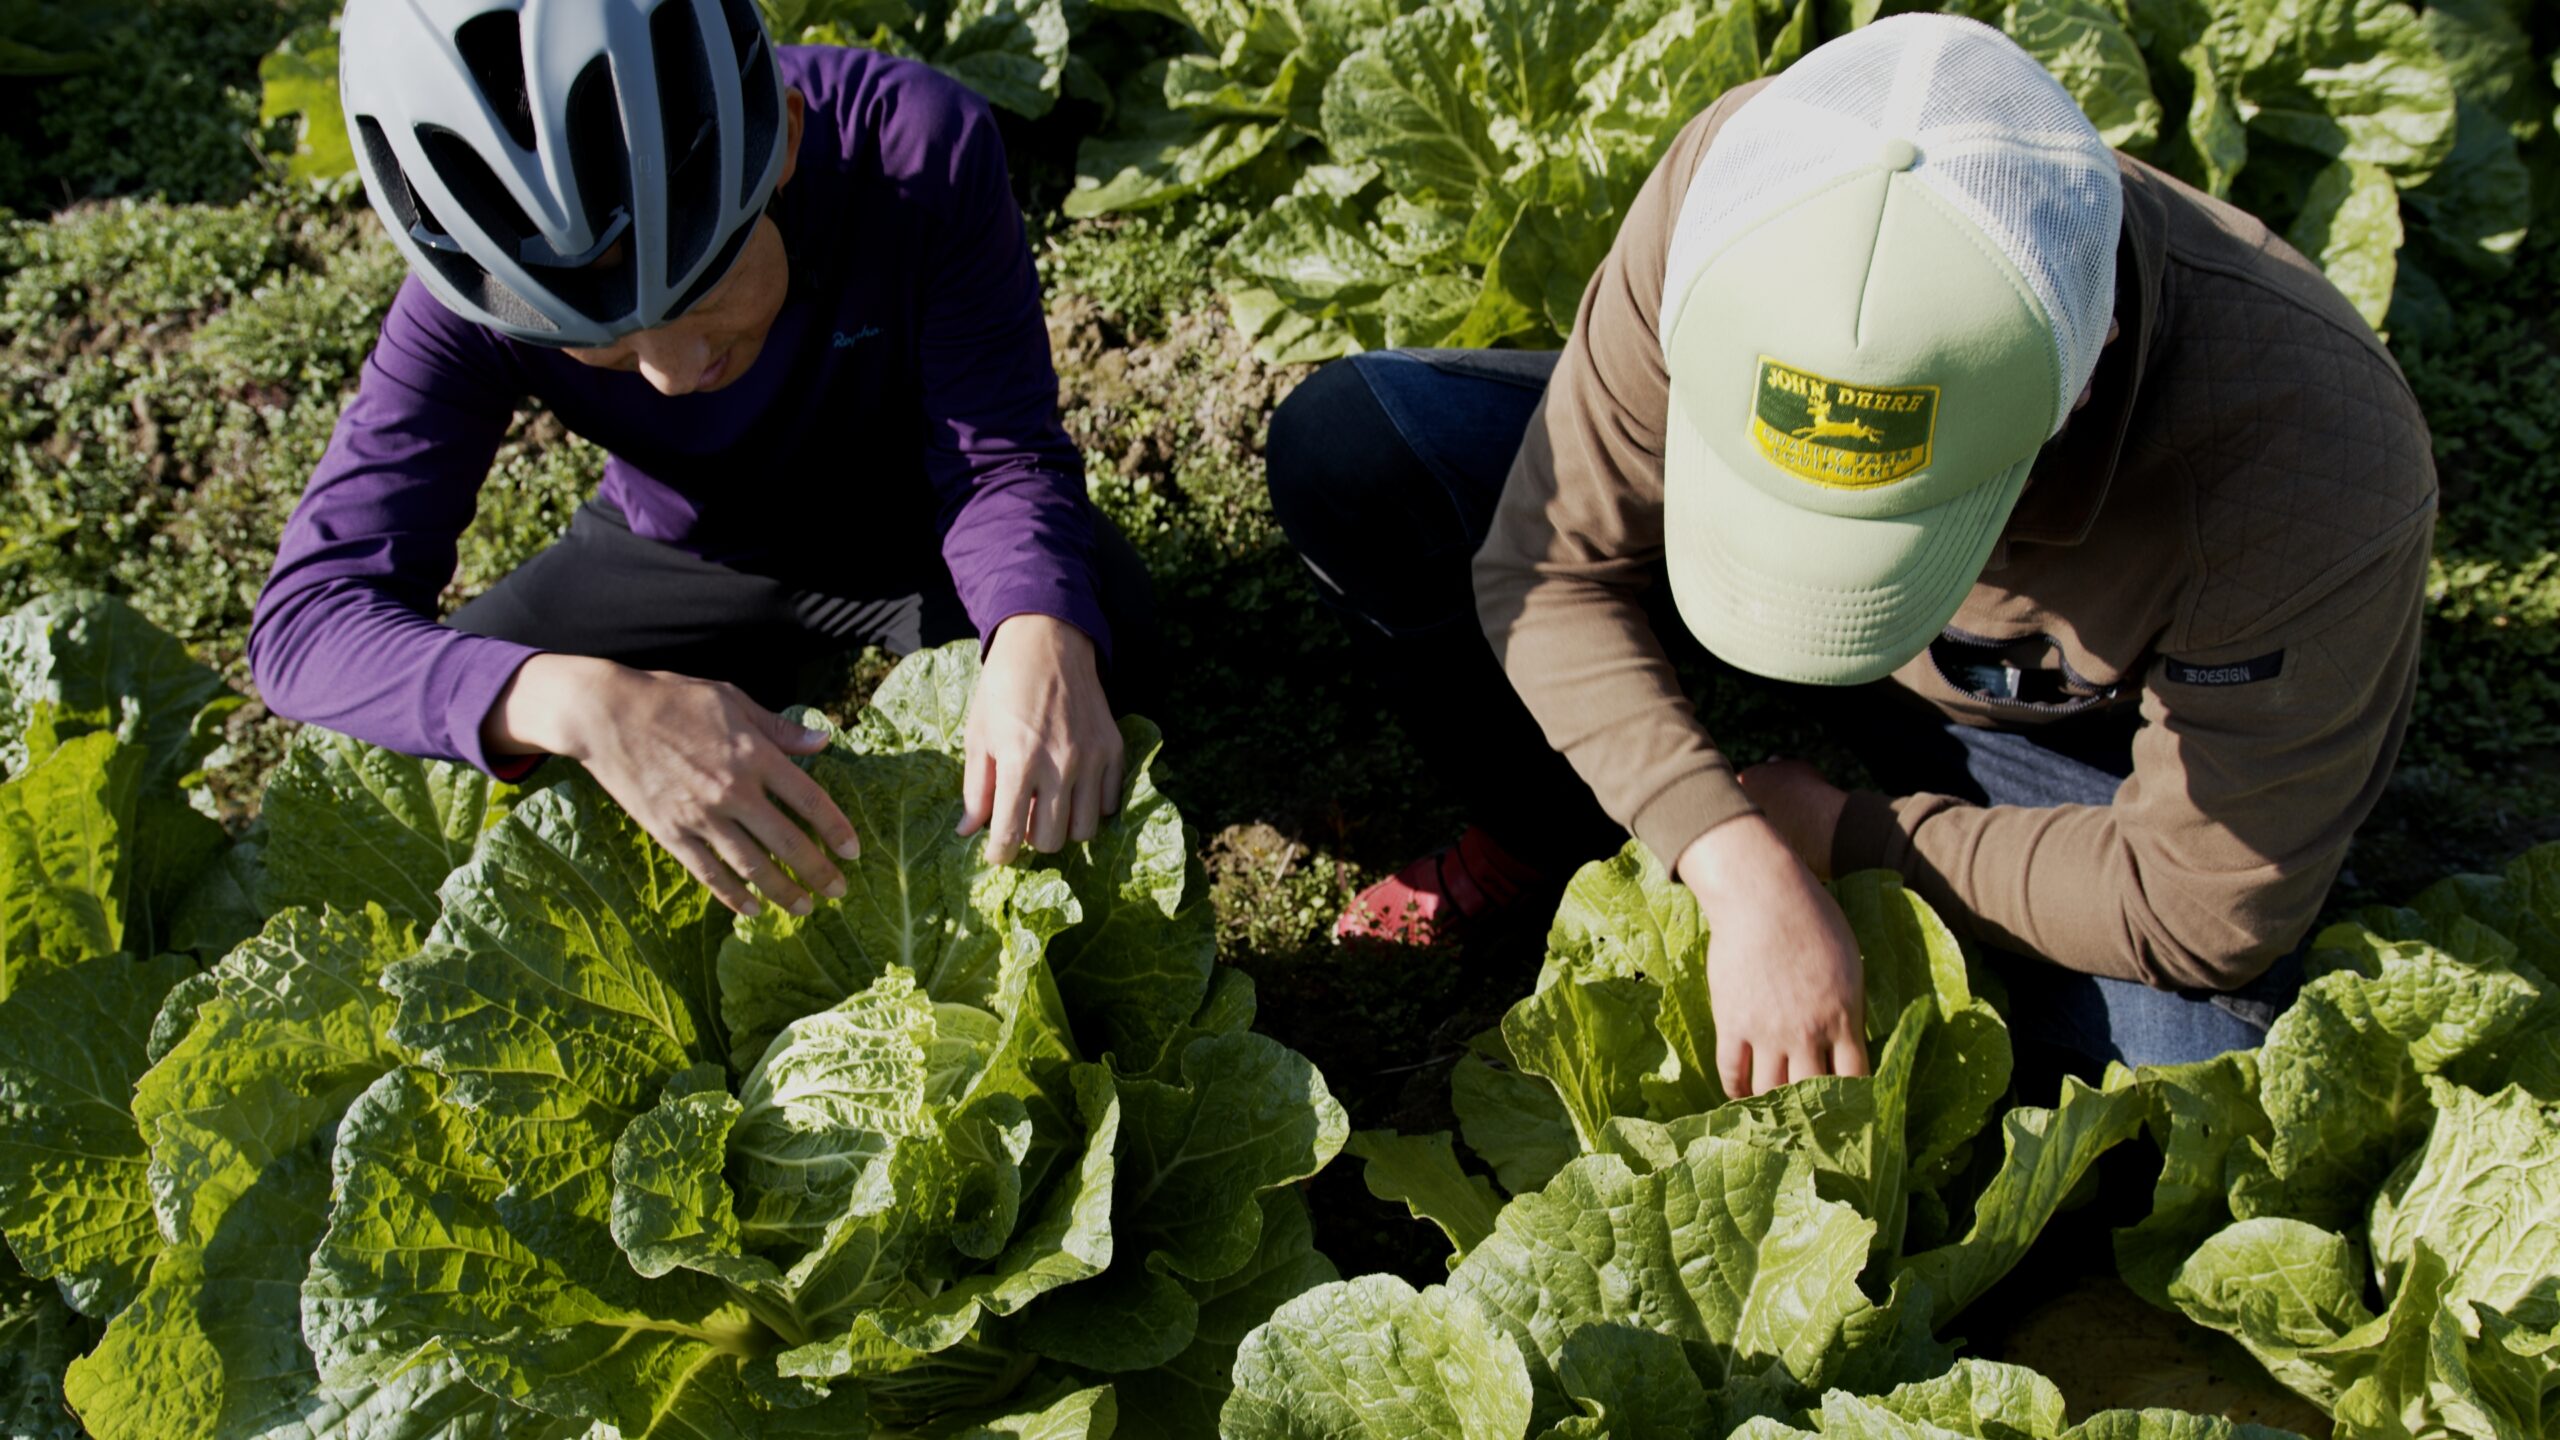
left=833, top=326, right=882, bottom=349
left=1748, top=356, right=1939, bottom=490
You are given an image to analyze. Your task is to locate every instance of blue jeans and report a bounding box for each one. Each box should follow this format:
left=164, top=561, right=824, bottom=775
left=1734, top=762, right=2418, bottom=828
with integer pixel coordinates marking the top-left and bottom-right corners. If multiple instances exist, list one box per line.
left=1266, top=349, right=2299, bottom=1074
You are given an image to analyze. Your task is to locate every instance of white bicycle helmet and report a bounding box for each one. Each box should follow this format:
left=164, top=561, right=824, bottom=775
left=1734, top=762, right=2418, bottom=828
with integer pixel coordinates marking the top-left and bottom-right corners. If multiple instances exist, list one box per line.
left=340, top=0, right=789, bottom=346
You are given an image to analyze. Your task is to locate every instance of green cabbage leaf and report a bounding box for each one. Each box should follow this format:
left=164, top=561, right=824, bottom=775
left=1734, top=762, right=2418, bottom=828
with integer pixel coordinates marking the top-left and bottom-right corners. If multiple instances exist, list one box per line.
left=1419, top=840, right=2133, bottom=1332
left=2117, top=842, right=2560, bottom=1440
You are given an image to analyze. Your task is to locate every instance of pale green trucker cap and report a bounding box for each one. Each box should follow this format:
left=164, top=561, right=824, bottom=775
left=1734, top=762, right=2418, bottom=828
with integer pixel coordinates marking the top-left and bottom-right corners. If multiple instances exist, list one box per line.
left=1658, top=14, right=2122, bottom=685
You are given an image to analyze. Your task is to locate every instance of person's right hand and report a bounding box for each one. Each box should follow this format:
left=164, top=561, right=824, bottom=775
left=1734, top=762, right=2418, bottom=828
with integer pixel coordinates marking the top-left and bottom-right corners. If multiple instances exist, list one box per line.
left=1676, top=814, right=1869, bottom=1098
left=483, top=653, right=861, bottom=918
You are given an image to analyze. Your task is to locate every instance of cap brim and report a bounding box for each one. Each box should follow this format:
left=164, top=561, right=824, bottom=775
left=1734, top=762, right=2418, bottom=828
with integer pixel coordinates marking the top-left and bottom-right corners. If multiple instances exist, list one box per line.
left=1662, top=391, right=2027, bottom=686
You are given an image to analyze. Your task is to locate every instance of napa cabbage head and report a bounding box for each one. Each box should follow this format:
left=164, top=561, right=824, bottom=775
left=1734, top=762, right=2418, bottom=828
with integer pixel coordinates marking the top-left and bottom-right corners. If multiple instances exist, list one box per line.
left=1392, top=840, right=2140, bottom=1337
left=2117, top=843, right=2560, bottom=1440
left=286, top=643, right=1339, bottom=1437
left=1315, top=839, right=2162, bottom=1440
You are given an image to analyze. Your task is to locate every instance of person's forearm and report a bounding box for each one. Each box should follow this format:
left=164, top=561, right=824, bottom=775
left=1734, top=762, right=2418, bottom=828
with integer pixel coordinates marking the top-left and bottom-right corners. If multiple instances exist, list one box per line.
left=251, top=577, right=540, bottom=771
left=251, top=280, right=525, bottom=766
left=940, top=485, right=1112, bottom=664
left=916, top=96, right=1110, bottom=672
left=1477, top=565, right=1756, bottom=865
left=1847, top=795, right=2321, bottom=990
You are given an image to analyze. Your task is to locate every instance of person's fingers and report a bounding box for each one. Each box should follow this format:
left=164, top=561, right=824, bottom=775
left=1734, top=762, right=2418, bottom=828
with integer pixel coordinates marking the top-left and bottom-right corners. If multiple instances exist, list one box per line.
left=738, top=799, right=845, bottom=903
left=1068, top=764, right=1104, bottom=845
left=766, top=761, right=860, bottom=862
left=1830, top=1034, right=1872, bottom=1080
left=1719, top=1034, right=1751, bottom=1101
left=1099, top=738, right=1126, bottom=818
left=668, top=833, right=760, bottom=918
left=1753, top=1044, right=1787, bottom=1097
left=762, top=704, right=831, bottom=756
left=1028, top=761, right=1070, bottom=854
left=984, top=759, right=1031, bottom=865
left=707, top=821, right=812, bottom=916
left=956, top=743, right=998, bottom=839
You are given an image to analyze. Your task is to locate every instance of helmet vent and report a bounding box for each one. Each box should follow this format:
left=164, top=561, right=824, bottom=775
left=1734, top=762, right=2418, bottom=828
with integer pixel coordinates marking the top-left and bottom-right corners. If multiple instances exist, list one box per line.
left=367, top=118, right=555, bottom=336
left=652, top=0, right=721, bottom=289
left=719, top=0, right=780, bottom=209
left=354, top=115, right=427, bottom=237
left=454, top=10, right=537, bottom=152
left=560, top=55, right=639, bottom=324
left=417, top=124, right=540, bottom=250
left=718, top=0, right=761, bottom=71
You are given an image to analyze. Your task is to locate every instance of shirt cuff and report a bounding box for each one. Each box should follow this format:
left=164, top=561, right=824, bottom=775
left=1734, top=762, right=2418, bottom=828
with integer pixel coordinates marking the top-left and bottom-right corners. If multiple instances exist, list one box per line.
left=974, top=580, right=1113, bottom=666
left=1831, top=788, right=1913, bottom=878
left=447, top=640, right=548, bottom=781
left=1631, top=765, right=1759, bottom=877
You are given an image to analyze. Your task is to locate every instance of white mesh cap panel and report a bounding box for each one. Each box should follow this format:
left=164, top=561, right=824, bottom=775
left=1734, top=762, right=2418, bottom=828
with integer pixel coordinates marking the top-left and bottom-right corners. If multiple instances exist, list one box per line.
left=1662, top=14, right=2122, bottom=428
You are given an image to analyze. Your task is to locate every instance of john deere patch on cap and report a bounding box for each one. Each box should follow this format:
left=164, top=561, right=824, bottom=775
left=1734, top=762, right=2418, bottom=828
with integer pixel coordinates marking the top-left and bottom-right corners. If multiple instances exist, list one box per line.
left=1748, top=356, right=1939, bottom=490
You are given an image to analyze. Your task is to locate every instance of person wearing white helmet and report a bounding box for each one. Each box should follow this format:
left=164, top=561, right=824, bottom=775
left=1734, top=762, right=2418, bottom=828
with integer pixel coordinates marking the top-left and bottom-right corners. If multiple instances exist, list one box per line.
left=1266, top=15, right=2437, bottom=1094
left=251, top=0, right=1153, bottom=919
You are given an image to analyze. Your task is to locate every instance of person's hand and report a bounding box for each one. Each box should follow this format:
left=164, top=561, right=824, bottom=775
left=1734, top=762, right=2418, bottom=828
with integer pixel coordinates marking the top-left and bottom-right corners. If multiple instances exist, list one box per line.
left=483, top=653, right=860, bottom=918
left=1677, top=814, right=1868, bottom=1098
left=958, top=614, right=1123, bottom=864
left=1736, top=759, right=1849, bottom=879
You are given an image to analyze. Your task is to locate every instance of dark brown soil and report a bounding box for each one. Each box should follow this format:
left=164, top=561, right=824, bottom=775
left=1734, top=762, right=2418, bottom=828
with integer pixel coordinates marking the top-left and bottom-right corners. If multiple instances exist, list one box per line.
left=1975, top=1272, right=2332, bottom=1434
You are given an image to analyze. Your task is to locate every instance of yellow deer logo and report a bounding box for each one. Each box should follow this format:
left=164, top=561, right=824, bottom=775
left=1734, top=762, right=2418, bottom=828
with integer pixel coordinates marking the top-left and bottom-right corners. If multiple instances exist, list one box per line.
left=1792, top=396, right=1884, bottom=445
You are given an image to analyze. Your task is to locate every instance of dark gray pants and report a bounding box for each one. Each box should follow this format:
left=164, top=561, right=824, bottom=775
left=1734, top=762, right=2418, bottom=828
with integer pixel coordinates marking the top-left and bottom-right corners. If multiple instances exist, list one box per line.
left=451, top=497, right=1158, bottom=713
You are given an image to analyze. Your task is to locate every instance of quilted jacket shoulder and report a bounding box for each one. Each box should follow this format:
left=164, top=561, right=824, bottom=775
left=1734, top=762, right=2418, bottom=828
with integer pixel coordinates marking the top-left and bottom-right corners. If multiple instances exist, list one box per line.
left=2130, top=164, right=2438, bottom=654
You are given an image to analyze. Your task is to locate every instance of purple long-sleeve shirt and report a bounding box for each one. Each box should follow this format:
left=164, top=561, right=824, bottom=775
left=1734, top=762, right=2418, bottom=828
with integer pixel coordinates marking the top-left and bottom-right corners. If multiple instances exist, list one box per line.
left=249, top=46, right=1102, bottom=776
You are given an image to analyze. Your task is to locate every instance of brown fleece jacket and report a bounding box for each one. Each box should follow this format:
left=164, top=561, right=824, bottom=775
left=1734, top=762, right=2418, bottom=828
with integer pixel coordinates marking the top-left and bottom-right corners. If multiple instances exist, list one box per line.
left=1471, top=79, right=2437, bottom=991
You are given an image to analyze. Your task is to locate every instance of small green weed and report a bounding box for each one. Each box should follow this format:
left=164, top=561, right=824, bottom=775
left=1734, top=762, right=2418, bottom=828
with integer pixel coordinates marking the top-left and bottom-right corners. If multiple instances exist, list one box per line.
left=1035, top=192, right=1251, bottom=343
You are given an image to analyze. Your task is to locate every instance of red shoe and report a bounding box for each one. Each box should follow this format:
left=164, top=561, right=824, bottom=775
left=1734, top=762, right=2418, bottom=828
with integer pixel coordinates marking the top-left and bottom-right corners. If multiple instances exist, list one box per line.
left=1335, top=826, right=1547, bottom=944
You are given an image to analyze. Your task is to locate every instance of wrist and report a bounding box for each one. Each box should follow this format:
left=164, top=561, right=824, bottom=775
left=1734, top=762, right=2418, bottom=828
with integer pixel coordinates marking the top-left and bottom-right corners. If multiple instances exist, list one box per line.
left=991, top=612, right=1095, bottom=667
left=1678, top=814, right=1819, bottom=921
left=484, top=653, right=623, bottom=761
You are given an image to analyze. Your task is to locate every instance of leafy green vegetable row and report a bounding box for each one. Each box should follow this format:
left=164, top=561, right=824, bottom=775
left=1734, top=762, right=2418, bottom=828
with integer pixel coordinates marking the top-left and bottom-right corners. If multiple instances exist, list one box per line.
left=0, top=592, right=1349, bottom=1438
left=1069, top=0, right=2554, bottom=353
left=2114, top=841, right=2560, bottom=1440
left=764, top=0, right=1090, bottom=121
left=1253, top=822, right=2560, bottom=1439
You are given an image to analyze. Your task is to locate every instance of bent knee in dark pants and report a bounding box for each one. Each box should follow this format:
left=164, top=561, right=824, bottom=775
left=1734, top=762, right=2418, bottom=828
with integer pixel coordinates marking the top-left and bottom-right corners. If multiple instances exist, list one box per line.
left=451, top=496, right=1160, bottom=716
left=1267, top=350, right=1559, bottom=635
left=1265, top=349, right=1625, bottom=875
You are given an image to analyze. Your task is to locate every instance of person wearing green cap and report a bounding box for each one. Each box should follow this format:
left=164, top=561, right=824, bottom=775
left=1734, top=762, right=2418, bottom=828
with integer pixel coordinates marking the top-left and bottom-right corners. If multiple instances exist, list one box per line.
left=1263, top=14, right=2437, bottom=1096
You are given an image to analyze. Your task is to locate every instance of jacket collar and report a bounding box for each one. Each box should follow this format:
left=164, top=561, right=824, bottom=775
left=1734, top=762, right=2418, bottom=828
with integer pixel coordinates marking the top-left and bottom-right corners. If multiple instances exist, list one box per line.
left=2000, top=154, right=2169, bottom=549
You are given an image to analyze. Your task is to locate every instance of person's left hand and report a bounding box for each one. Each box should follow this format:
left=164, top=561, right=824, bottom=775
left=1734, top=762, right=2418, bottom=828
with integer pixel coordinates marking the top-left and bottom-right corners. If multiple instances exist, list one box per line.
left=1736, top=759, right=1849, bottom=879
left=959, top=613, right=1124, bottom=864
